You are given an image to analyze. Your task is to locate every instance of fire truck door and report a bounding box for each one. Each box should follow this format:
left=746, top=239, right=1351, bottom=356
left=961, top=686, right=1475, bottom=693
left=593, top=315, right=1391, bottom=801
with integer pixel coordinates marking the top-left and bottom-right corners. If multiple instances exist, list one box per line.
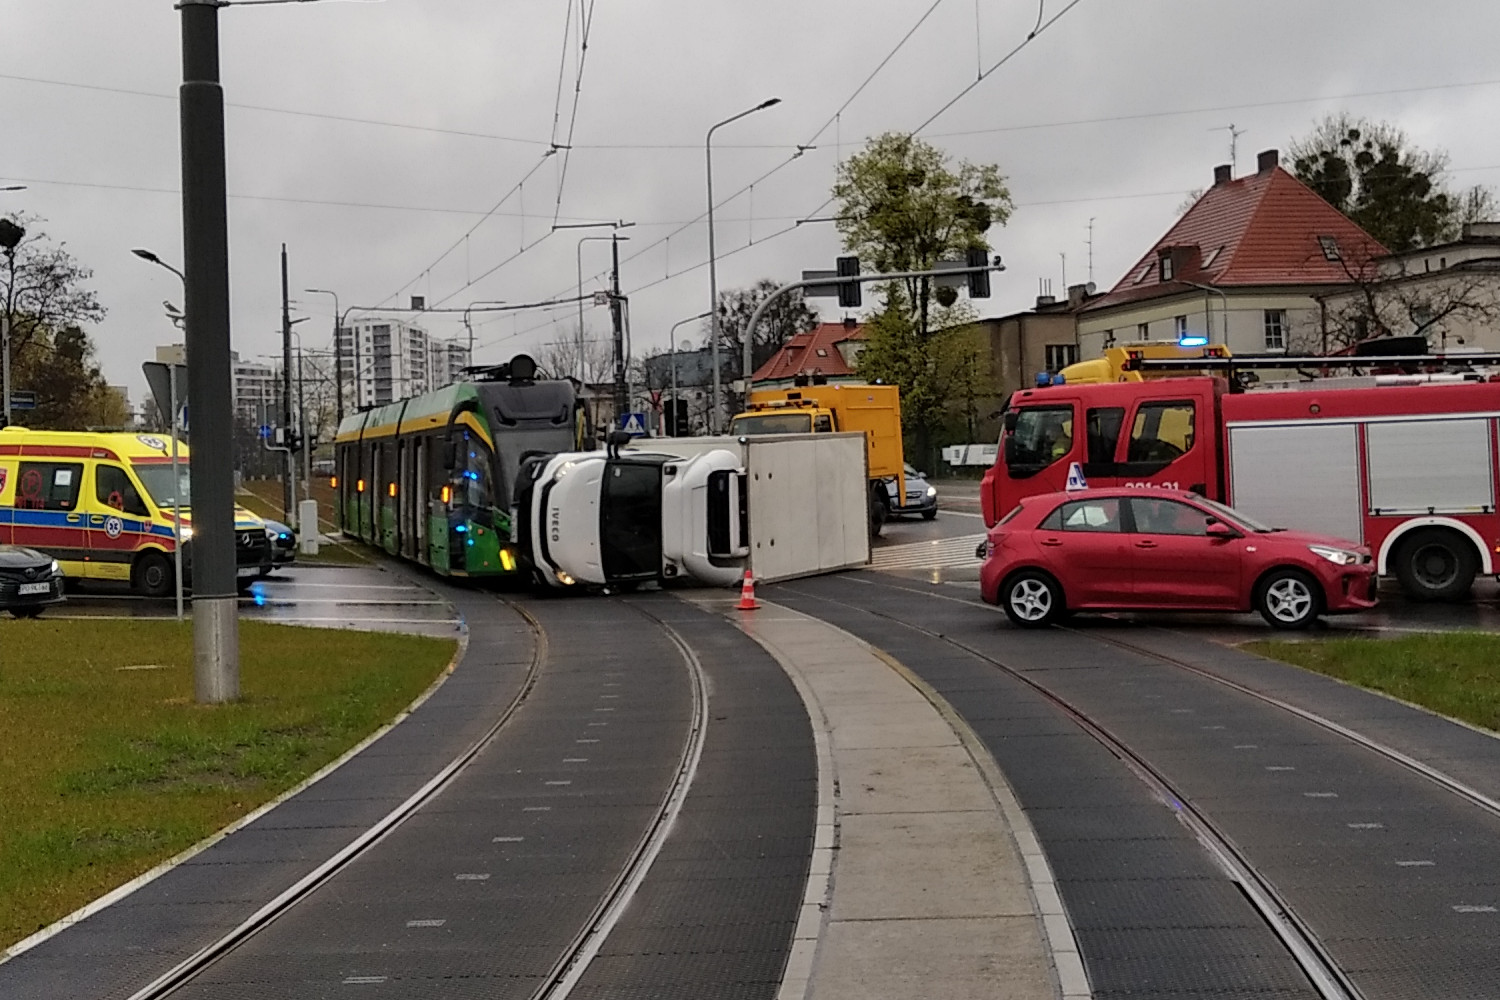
left=1117, top=399, right=1210, bottom=493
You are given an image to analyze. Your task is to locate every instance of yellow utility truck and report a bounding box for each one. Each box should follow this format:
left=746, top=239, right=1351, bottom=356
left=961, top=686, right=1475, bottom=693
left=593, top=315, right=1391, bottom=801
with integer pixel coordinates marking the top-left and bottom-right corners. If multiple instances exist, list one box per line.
left=729, top=380, right=904, bottom=535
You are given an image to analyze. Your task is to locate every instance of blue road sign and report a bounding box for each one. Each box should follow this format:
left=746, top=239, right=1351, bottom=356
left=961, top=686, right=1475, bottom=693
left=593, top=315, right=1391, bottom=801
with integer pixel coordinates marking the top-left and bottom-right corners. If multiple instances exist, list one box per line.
left=259, top=424, right=272, bottom=440
left=620, top=412, right=648, bottom=437
left=8, top=390, right=36, bottom=411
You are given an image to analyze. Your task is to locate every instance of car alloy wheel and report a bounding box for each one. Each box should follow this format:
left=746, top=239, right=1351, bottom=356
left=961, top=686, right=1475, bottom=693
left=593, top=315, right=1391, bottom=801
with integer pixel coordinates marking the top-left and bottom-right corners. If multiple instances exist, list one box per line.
left=1005, top=575, right=1059, bottom=627
left=1259, top=571, right=1317, bottom=629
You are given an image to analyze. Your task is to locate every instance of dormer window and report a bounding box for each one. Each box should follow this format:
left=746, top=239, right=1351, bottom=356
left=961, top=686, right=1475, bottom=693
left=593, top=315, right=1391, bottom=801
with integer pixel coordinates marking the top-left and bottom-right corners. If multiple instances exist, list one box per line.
left=1317, top=235, right=1342, bottom=261
left=1158, top=250, right=1175, bottom=282
left=1132, top=261, right=1154, bottom=285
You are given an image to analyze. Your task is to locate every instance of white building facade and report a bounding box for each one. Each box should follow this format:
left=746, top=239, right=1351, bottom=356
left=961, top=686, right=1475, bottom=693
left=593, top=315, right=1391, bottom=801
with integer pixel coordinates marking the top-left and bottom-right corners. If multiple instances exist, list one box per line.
left=338, top=320, right=471, bottom=410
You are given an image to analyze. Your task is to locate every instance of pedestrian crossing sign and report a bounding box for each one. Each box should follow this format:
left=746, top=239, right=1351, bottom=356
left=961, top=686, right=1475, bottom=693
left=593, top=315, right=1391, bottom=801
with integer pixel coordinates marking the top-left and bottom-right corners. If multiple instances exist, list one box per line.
left=1064, top=462, right=1088, bottom=492
left=620, top=412, right=648, bottom=437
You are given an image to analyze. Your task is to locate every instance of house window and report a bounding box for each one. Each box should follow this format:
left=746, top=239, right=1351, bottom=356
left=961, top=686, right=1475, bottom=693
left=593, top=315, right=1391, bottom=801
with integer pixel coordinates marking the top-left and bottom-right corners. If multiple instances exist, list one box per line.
left=1317, top=235, right=1342, bottom=261
left=1264, top=309, right=1286, bottom=350
left=1102, top=328, right=1116, bottom=347
left=1174, top=315, right=1189, bottom=340
left=1159, top=252, right=1175, bottom=281
left=1132, top=262, right=1153, bottom=285
left=1137, top=322, right=1150, bottom=340
left=1045, top=344, right=1079, bottom=372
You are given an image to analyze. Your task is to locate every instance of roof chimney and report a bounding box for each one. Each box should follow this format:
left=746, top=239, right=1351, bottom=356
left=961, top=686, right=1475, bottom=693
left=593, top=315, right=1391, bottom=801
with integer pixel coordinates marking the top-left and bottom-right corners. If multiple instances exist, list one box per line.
left=1213, top=164, right=1232, bottom=186
left=842, top=316, right=857, bottom=330
left=1256, top=149, right=1279, bottom=174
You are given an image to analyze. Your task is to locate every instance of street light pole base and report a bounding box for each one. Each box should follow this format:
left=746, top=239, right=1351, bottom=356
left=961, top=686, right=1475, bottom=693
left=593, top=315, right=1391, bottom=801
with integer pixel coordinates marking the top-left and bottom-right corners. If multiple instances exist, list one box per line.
left=193, top=596, right=240, bottom=704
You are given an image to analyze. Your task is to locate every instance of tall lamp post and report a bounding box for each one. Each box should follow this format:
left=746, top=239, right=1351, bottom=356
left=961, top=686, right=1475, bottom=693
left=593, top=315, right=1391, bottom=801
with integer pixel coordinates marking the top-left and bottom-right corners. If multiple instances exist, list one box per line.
left=303, top=288, right=342, bottom=422
left=706, top=97, right=780, bottom=433
left=0, top=216, right=26, bottom=427
left=669, top=310, right=711, bottom=434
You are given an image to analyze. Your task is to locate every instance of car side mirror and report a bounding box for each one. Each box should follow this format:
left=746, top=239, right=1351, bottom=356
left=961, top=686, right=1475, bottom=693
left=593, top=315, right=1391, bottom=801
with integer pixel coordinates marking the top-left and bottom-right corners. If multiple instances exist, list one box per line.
left=917, top=471, right=927, bottom=478
left=1003, top=412, right=1018, bottom=433
left=1206, top=521, right=1238, bottom=539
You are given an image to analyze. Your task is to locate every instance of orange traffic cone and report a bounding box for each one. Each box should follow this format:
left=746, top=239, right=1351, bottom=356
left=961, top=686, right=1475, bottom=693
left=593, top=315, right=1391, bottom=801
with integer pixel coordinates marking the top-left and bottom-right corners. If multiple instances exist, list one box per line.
left=736, top=569, right=760, bottom=611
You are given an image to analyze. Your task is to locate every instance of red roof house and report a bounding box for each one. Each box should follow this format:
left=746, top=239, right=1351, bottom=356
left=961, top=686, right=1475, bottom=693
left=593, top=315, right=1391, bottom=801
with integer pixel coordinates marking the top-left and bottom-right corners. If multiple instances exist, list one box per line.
left=751, top=319, right=865, bottom=386
left=1078, top=149, right=1387, bottom=356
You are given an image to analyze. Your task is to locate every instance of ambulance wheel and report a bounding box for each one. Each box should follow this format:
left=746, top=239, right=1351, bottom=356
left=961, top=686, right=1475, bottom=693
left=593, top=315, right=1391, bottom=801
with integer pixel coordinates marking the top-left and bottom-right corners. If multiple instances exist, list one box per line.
left=131, top=552, right=174, bottom=598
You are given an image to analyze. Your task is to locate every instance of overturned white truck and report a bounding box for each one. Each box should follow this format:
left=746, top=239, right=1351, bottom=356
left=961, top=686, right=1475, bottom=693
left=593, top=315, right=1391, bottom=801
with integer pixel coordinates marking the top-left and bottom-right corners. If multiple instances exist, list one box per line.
left=514, top=432, right=870, bottom=590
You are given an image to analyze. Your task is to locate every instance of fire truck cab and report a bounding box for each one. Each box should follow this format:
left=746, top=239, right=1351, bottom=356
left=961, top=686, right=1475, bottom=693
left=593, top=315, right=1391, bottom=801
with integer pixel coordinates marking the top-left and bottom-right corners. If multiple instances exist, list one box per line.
left=984, top=374, right=1500, bottom=602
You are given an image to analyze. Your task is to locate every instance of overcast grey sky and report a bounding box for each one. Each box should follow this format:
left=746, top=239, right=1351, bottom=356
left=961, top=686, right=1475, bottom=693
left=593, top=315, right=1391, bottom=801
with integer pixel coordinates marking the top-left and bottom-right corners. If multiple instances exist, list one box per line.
left=4, top=0, right=1499, bottom=405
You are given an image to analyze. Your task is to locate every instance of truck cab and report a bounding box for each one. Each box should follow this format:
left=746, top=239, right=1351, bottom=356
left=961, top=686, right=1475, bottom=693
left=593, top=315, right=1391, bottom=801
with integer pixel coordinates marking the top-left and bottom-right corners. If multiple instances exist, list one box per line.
left=984, top=378, right=1223, bottom=525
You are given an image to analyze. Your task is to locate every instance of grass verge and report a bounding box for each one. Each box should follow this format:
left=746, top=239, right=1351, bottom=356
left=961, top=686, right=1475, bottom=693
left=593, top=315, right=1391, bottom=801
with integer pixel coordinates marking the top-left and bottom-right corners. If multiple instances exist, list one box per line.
left=236, top=479, right=369, bottom=565
left=1244, top=632, right=1500, bottom=734
left=0, top=619, right=455, bottom=951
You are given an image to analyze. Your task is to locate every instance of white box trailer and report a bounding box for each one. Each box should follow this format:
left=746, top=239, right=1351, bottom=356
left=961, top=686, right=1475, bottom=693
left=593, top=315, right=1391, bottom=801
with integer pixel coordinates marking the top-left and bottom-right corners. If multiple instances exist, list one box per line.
left=625, top=433, right=871, bottom=584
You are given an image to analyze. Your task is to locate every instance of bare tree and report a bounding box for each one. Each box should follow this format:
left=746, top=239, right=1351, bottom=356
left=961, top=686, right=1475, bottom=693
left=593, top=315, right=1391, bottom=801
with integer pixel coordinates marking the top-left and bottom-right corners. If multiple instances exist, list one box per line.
left=1, top=213, right=106, bottom=364
left=537, top=325, right=614, bottom=384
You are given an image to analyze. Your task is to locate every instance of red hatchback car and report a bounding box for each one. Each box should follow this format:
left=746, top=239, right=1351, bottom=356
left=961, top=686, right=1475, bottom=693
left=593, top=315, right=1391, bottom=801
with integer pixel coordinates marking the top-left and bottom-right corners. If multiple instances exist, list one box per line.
left=980, top=487, right=1377, bottom=630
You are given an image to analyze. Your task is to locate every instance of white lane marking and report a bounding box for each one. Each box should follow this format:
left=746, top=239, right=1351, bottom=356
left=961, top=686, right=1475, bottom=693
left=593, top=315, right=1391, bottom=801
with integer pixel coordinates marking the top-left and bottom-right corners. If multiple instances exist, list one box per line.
left=492, top=837, right=524, bottom=843
left=1453, top=904, right=1497, bottom=913
left=343, top=975, right=389, bottom=984
left=1234, top=744, right=1259, bottom=749
left=593, top=707, right=615, bottom=713
left=1395, top=860, right=1434, bottom=867
left=870, top=533, right=986, bottom=571
left=1266, top=766, right=1296, bottom=772
left=1348, top=822, right=1384, bottom=829
left=1170, top=708, right=1194, bottom=714
left=1303, top=791, right=1339, bottom=798
left=587, top=722, right=608, bottom=726
left=454, top=873, right=490, bottom=881
left=523, top=806, right=551, bottom=812
left=576, top=739, right=600, bottom=744
left=1201, top=725, right=1226, bottom=730
left=406, top=919, right=446, bottom=927
left=563, top=758, right=588, bottom=763
left=545, top=780, right=572, bottom=786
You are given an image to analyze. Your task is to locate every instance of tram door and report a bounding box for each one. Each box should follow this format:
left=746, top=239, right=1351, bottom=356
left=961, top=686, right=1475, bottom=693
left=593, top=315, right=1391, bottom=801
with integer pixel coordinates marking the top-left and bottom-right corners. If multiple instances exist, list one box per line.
left=414, top=437, right=428, bottom=562
left=397, top=438, right=412, bottom=559
left=367, top=443, right=380, bottom=542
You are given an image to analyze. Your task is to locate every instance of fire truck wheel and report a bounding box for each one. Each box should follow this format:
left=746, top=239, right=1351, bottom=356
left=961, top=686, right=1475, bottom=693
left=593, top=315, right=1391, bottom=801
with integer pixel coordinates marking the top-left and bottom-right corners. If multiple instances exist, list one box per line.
left=131, top=551, right=174, bottom=599
left=1394, top=528, right=1477, bottom=602
left=1001, top=570, right=1065, bottom=628
left=1256, top=568, right=1321, bottom=630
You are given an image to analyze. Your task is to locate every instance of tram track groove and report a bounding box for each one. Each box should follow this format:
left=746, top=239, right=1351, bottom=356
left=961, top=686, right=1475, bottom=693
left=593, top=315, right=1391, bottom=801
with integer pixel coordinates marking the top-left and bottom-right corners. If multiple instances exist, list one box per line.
left=124, top=593, right=548, bottom=1000
left=778, top=575, right=1366, bottom=1000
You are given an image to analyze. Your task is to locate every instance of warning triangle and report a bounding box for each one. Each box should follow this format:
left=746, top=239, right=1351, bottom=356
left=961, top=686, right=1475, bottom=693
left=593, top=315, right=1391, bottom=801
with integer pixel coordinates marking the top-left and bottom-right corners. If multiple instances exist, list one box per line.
left=1064, top=462, right=1088, bottom=492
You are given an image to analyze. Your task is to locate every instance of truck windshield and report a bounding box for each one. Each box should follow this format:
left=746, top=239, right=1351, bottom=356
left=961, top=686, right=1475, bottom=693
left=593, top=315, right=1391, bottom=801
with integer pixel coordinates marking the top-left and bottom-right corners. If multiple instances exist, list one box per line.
left=730, top=413, right=812, bottom=435
left=135, top=464, right=192, bottom=510
left=1007, top=406, right=1073, bottom=474
left=600, top=461, right=663, bottom=580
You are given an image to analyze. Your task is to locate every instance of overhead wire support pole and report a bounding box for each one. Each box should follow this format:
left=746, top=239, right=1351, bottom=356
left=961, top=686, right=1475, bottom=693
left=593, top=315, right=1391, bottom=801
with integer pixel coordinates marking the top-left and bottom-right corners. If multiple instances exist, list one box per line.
left=280, top=244, right=295, bottom=521
left=610, top=233, right=626, bottom=420
left=179, top=0, right=238, bottom=704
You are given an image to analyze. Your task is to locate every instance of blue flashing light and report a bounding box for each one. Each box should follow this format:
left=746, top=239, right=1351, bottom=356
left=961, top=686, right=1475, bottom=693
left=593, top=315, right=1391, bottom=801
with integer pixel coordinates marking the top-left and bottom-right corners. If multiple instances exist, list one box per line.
left=249, top=583, right=267, bottom=607
left=1034, top=372, right=1051, bottom=387
left=1178, top=334, right=1210, bottom=347
left=455, top=524, right=468, bottom=533
left=464, top=470, right=479, bottom=481
left=466, top=538, right=475, bottom=547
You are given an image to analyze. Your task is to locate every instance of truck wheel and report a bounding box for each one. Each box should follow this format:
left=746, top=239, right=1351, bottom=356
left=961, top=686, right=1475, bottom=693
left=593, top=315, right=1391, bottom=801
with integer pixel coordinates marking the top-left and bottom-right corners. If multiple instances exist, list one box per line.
left=1393, top=528, right=1478, bottom=602
left=131, top=552, right=174, bottom=598
left=1256, top=568, right=1321, bottom=630
left=869, top=489, right=887, bottom=539
left=1001, top=570, right=1064, bottom=628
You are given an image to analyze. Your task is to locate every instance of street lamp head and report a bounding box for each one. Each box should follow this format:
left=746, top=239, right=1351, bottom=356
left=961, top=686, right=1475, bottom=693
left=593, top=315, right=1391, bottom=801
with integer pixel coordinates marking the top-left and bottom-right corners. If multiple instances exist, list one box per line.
left=131, top=247, right=161, bottom=264
left=756, top=98, right=782, bottom=110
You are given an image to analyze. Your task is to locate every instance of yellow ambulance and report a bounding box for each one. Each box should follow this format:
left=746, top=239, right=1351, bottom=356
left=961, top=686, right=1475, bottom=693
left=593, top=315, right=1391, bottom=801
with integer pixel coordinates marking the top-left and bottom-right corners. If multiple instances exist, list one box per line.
left=0, top=427, right=272, bottom=596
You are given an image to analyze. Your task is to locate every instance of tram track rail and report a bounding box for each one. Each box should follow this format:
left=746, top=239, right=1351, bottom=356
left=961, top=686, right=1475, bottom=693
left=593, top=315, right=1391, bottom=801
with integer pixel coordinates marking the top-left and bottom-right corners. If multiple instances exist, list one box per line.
left=124, top=593, right=712, bottom=1000
left=778, top=575, right=1383, bottom=1000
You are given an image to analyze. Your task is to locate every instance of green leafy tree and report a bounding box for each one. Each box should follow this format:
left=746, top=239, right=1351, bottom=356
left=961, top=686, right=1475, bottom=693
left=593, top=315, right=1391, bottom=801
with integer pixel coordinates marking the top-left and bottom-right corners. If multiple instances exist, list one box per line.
left=1289, top=114, right=1495, bottom=252
left=855, top=285, right=983, bottom=472
left=14, top=325, right=125, bottom=429
left=833, top=134, right=1008, bottom=466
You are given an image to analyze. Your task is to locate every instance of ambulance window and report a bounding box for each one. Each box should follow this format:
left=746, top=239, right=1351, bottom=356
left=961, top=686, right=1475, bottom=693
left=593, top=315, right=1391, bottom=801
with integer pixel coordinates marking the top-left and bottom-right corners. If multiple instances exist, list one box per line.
left=1006, top=406, right=1074, bottom=478
left=16, top=462, right=84, bottom=511
left=1126, top=401, right=1196, bottom=471
left=97, top=465, right=150, bottom=517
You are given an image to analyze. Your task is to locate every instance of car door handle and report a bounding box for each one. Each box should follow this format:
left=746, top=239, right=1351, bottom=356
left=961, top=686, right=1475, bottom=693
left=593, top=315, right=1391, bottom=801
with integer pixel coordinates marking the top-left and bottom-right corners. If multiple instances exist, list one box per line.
left=1135, top=540, right=1158, bottom=549
left=1039, top=537, right=1063, bottom=547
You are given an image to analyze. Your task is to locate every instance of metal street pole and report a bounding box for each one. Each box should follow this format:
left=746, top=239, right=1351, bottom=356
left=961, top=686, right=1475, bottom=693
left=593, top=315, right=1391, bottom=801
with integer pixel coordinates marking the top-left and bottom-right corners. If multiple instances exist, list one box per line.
left=0, top=219, right=25, bottom=428
left=576, top=235, right=618, bottom=382
left=706, top=98, right=780, bottom=434
left=610, top=235, right=627, bottom=420
left=180, top=0, right=238, bottom=703
left=280, top=245, right=295, bottom=522
left=669, top=310, right=710, bottom=436
left=168, top=365, right=185, bottom=621
left=304, top=288, right=340, bottom=422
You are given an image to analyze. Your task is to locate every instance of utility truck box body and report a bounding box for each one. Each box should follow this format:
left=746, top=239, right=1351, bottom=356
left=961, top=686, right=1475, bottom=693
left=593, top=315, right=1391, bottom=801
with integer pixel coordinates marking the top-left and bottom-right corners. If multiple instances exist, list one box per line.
left=626, top=433, right=871, bottom=583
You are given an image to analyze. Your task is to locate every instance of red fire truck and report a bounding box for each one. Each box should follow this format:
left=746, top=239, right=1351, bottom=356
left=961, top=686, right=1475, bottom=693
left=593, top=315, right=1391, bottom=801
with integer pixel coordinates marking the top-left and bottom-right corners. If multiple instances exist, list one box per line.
left=981, top=351, right=1500, bottom=602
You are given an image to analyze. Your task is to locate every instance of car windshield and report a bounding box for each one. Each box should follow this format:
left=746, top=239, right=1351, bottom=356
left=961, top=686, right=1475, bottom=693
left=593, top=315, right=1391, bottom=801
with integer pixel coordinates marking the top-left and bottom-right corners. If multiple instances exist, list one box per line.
left=134, top=465, right=193, bottom=510
left=730, top=413, right=812, bottom=435
left=1194, top=496, right=1276, bottom=533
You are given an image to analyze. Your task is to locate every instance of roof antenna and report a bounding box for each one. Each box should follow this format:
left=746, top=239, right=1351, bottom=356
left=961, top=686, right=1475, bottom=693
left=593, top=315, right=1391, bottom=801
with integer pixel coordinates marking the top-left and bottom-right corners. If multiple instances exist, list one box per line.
left=1210, top=124, right=1246, bottom=177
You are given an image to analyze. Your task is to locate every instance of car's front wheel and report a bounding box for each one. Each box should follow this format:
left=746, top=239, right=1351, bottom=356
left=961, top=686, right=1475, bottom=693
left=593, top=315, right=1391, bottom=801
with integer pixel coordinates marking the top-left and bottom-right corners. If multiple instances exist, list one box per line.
left=1002, top=570, right=1064, bottom=628
left=921, top=509, right=937, bottom=521
left=11, top=607, right=43, bottom=619
left=1256, top=569, right=1321, bottom=629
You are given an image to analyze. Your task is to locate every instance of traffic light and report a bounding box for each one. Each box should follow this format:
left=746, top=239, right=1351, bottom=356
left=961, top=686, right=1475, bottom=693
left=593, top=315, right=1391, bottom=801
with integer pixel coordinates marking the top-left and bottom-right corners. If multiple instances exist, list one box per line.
left=836, top=255, right=862, bottom=308
left=669, top=399, right=690, bottom=438
left=966, top=247, right=991, bottom=299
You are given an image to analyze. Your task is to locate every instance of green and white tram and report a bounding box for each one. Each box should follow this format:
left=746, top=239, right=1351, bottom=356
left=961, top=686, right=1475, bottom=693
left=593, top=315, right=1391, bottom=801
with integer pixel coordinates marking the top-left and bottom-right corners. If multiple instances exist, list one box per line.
left=333, top=355, right=583, bottom=578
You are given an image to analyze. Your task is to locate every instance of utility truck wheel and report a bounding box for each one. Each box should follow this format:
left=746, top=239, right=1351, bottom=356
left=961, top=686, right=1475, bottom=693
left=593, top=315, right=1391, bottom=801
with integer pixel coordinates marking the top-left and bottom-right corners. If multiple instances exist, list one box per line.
left=1394, top=528, right=1477, bottom=602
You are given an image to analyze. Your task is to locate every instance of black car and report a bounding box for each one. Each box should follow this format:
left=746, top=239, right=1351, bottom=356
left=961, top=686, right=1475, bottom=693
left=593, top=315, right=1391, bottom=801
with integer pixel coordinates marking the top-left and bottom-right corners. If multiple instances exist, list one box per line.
left=0, top=545, right=66, bottom=618
left=260, top=519, right=298, bottom=574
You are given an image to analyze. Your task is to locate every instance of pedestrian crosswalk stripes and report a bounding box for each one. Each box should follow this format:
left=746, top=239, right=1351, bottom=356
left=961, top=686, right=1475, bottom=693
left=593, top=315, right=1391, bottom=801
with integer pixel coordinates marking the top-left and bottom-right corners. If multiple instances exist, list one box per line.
left=870, top=533, right=987, bottom=571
